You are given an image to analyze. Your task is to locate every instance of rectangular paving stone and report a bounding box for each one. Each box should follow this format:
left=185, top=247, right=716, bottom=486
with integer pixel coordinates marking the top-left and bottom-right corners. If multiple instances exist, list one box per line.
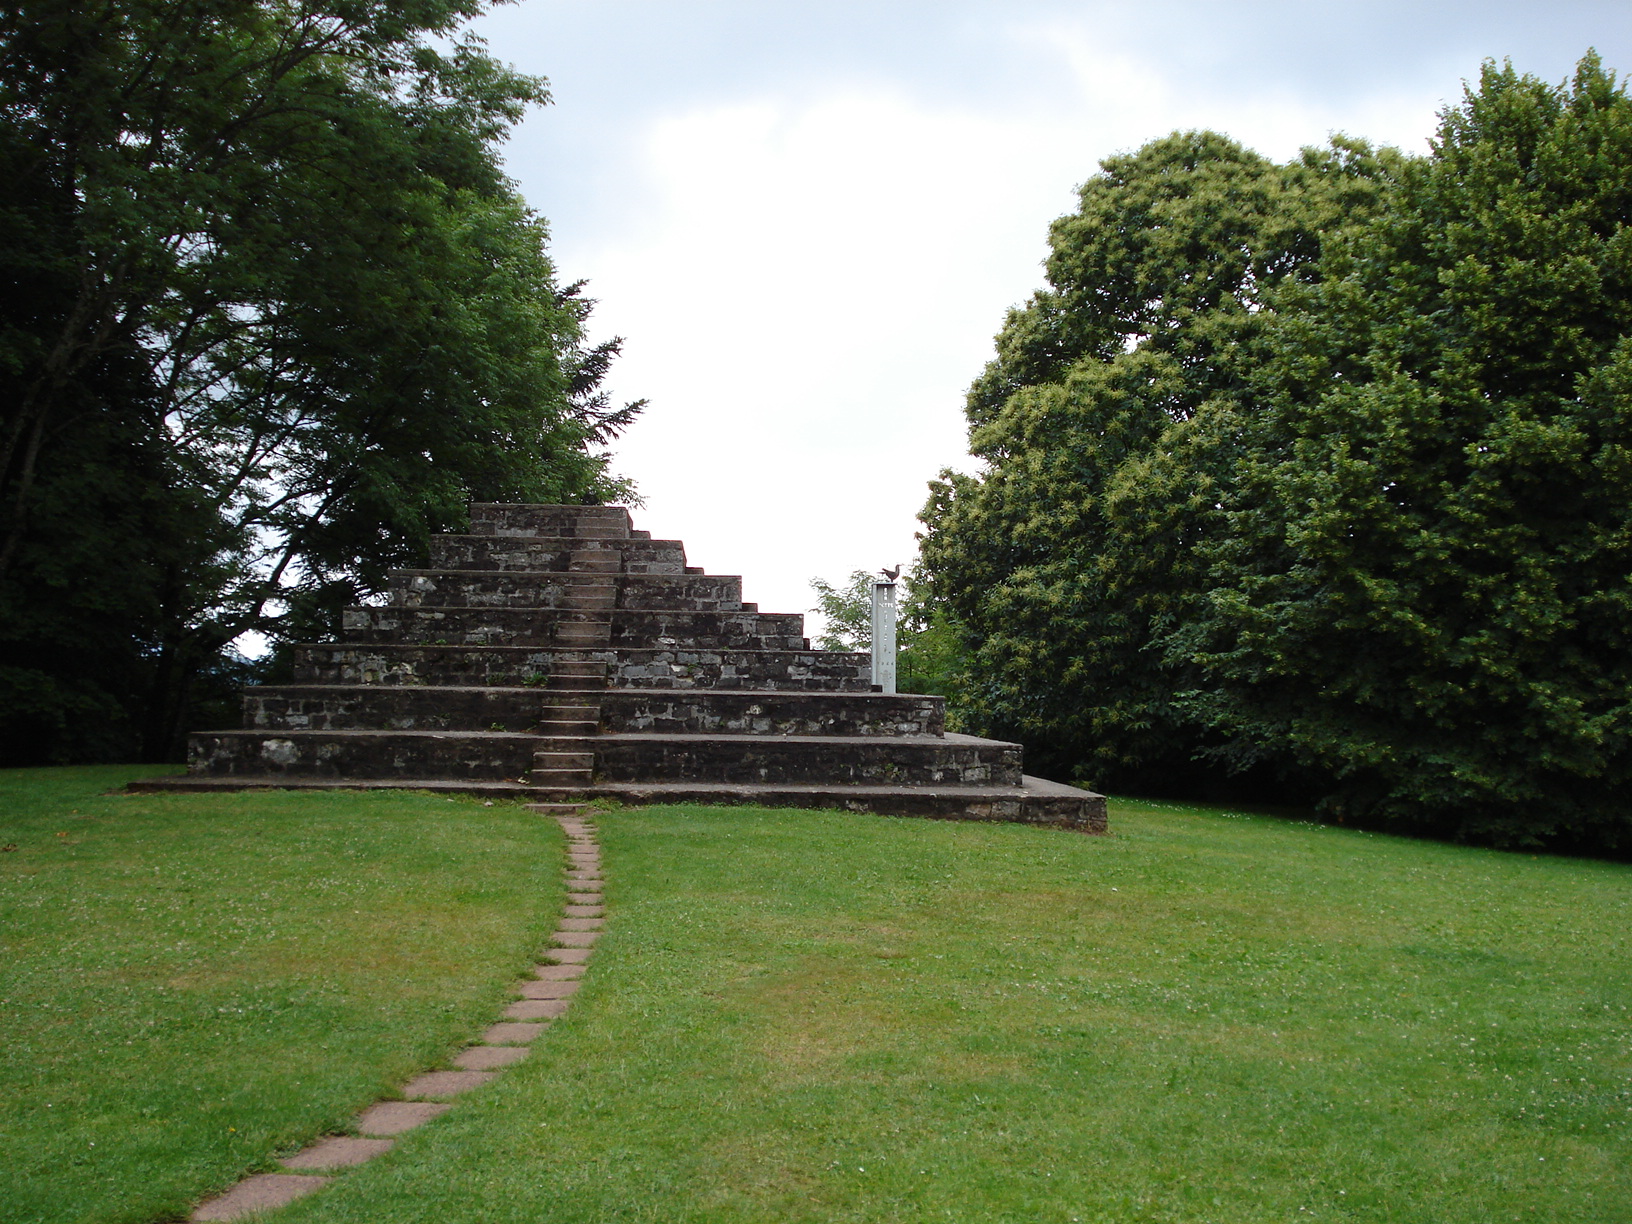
left=544, top=946, right=593, bottom=963
left=483, top=1021, right=547, bottom=1043
left=552, top=930, right=600, bottom=947
left=192, top=1174, right=330, bottom=1220
left=563, top=904, right=603, bottom=918
left=534, top=962, right=584, bottom=980
left=355, top=1101, right=452, bottom=1136
left=558, top=916, right=604, bottom=931
left=281, top=1136, right=395, bottom=1170
left=505, top=997, right=570, bottom=1020
left=402, top=1069, right=495, bottom=1098
left=565, top=891, right=602, bottom=903
left=520, top=978, right=581, bottom=999
left=454, top=1044, right=531, bottom=1070
left=566, top=872, right=602, bottom=883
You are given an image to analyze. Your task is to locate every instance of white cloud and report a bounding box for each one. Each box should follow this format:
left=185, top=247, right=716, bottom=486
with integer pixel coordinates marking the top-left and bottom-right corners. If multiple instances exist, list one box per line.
left=575, top=89, right=1075, bottom=619
left=560, top=31, right=1450, bottom=630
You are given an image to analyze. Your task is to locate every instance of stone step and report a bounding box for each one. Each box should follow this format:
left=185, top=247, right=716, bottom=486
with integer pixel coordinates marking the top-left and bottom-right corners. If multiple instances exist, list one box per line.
left=554, top=658, right=608, bottom=676
left=291, top=644, right=869, bottom=690
left=537, top=720, right=599, bottom=737
left=598, top=689, right=944, bottom=736
left=470, top=503, right=631, bottom=539
left=244, top=686, right=942, bottom=739
left=554, top=621, right=611, bottom=644
left=189, top=730, right=541, bottom=781
left=531, top=776, right=1106, bottom=832
left=341, top=607, right=806, bottom=650
left=539, top=703, right=598, bottom=719
left=609, top=610, right=804, bottom=651
left=568, top=551, right=622, bottom=574
left=243, top=685, right=575, bottom=732
left=132, top=773, right=1105, bottom=834
left=429, top=535, right=688, bottom=574
left=131, top=777, right=546, bottom=803
left=531, top=768, right=593, bottom=787
left=387, top=570, right=630, bottom=610
left=590, top=731, right=1023, bottom=787
left=535, top=751, right=595, bottom=769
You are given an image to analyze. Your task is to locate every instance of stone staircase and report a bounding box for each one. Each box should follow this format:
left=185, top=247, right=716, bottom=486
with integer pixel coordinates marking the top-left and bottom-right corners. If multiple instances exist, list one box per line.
left=133, top=505, right=1106, bottom=832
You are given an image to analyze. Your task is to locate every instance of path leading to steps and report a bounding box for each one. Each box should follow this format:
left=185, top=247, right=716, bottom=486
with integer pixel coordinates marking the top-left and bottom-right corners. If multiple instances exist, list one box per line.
left=190, top=810, right=603, bottom=1221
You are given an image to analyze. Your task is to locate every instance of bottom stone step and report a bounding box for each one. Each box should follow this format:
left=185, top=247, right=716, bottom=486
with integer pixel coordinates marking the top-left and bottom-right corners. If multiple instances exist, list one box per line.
left=126, top=774, right=1105, bottom=832
left=128, top=776, right=539, bottom=796
left=539, top=776, right=1105, bottom=832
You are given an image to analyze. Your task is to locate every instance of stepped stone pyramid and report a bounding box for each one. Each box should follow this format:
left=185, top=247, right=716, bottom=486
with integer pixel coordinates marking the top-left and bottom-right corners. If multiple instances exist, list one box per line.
left=137, top=505, right=1106, bottom=832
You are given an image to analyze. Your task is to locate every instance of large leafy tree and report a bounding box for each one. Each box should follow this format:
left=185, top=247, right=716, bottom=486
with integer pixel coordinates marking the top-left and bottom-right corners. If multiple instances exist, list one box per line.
left=918, top=131, right=1395, bottom=786
left=0, top=0, right=639, bottom=761
left=1182, top=55, right=1632, bottom=848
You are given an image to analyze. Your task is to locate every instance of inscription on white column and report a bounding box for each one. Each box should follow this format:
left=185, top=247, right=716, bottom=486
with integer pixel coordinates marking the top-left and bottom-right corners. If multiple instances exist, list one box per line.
left=870, top=579, right=897, bottom=694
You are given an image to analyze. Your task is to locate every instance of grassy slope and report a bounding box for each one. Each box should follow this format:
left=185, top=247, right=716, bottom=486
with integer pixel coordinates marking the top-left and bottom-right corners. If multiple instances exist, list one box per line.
left=281, top=799, right=1632, bottom=1224
left=0, top=767, right=561, bottom=1224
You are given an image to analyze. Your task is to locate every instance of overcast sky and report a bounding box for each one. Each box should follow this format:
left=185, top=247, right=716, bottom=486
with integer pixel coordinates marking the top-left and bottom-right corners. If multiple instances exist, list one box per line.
left=467, top=0, right=1632, bottom=629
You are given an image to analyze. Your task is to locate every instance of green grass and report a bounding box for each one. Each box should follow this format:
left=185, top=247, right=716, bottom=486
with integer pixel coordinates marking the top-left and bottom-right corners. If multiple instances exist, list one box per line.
left=0, top=767, right=562, bottom=1224
left=274, top=799, right=1632, bottom=1224
left=6, top=782, right=1631, bottom=1223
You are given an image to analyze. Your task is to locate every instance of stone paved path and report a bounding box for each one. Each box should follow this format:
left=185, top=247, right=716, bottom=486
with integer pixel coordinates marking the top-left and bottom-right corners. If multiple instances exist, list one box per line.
left=190, top=810, right=602, bottom=1221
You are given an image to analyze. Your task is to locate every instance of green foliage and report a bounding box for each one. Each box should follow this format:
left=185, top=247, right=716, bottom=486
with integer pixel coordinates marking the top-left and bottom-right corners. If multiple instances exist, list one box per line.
left=0, top=0, right=641, bottom=761
left=808, top=566, right=966, bottom=702
left=809, top=569, right=875, bottom=653
left=1181, top=54, right=1632, bottom=848
left=920, top=129, right=1397, bottom=784
left=922, top=54, right=1632, bottom=851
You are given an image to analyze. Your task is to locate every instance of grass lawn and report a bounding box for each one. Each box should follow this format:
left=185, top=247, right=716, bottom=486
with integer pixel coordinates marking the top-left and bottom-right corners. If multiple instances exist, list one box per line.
left=0, top=767, right=562, bottom=1224
left=272, top=798, right=1632, bottom=1224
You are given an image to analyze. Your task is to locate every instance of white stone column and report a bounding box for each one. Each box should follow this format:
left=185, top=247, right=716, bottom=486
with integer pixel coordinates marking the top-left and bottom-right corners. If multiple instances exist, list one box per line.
left=870, top=579, right=897, bottom=694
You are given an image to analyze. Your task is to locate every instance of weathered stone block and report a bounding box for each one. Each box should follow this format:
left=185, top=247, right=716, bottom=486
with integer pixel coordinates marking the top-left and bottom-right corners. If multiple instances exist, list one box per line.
left=599, top=690, right=943, bottom=736
left=591, top=732, right=1023, bottom=787
left=469, top=503, right=630, bottom=538
left=244, top=685, right=558, bottom=732
left=189, top=730, right=540, bottom=780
